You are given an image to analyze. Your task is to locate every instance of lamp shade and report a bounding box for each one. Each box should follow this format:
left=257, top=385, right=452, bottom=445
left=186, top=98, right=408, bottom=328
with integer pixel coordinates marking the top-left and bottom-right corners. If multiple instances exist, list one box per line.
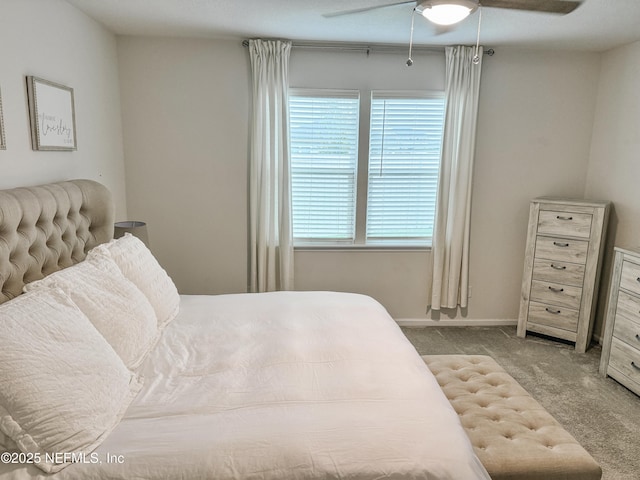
left=114, top=221, right=149, bottom=246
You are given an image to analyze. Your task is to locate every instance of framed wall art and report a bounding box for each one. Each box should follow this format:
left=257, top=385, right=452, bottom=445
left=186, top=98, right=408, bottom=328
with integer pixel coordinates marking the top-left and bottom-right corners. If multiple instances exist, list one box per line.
left=0, top=87, right=6, bottom=150
left=26, top=76, right=77, bottom=151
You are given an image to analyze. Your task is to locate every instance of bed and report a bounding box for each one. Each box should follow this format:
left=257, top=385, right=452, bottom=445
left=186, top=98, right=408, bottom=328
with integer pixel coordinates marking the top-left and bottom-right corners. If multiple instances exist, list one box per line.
left=0, top=180, right=490, bottom=480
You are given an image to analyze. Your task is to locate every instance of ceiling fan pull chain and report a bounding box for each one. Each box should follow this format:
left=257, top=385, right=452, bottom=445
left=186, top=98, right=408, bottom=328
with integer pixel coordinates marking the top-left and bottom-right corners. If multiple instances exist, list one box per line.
left=472, top=6, right=482, bottom=65
left=406, top=8, right=416, bottom=66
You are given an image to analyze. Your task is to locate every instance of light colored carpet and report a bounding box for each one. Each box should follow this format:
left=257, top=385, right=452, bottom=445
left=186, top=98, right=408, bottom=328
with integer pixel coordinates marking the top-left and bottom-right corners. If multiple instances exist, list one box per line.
left=401, top=326, right=640, bottom=480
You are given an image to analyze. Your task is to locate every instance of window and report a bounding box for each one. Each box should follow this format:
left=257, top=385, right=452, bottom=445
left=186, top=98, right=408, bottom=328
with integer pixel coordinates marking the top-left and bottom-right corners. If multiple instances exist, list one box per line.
left=289, top=90, right=359, bottom=242
left=367, top=92, right=445, bottom=243
left=289, top=89, right=445, bottom=247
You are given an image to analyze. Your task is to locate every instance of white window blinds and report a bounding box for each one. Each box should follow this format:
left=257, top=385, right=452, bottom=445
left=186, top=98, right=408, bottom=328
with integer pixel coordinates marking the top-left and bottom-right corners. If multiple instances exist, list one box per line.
left=366, top=93, right=445, bottom=242
left=289, top=90, right=360, bottom=241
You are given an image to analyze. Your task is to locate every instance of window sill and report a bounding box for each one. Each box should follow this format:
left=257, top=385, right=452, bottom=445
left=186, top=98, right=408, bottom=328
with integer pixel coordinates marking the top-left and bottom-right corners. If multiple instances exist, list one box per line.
left=294, top=244, right=431, bottom=252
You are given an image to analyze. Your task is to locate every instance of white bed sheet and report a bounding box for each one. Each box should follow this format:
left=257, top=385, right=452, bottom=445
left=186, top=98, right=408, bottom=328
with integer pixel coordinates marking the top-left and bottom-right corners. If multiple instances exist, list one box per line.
left=0, top=292, right=489, bottom=480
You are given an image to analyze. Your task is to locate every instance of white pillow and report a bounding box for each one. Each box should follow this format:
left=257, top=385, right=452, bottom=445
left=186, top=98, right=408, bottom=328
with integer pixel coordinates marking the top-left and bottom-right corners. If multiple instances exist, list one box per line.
left=0, top=288, right=143, bottom=473
left=0, top=432, right=18, bottom=452
left=25, top=255, right=159, bottom=370
left=89, top=234, right=180, bottom=328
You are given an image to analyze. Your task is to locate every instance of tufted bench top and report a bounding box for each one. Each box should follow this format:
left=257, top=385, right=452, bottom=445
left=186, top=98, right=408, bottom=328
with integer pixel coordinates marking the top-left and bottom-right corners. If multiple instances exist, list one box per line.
left=422, top=355, right=601, bottom=480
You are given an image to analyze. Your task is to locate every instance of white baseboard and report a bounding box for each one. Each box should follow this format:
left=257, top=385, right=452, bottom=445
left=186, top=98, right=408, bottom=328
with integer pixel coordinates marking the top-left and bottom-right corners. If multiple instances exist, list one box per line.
left=396, top=318, right=518, bottom=328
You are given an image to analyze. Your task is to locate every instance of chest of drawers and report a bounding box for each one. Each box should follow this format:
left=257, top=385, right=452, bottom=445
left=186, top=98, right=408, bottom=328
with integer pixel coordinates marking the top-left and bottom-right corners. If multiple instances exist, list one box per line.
left=599, top=247, right=640, bottom=395
left=517, top=198, right=610, bottom=353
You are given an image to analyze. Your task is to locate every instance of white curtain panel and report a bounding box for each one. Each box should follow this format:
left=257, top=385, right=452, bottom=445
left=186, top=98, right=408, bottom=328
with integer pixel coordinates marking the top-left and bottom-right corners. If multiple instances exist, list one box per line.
left=248, top=39, right=294, bottom=292
left=429, top=46, right=483, bottom=310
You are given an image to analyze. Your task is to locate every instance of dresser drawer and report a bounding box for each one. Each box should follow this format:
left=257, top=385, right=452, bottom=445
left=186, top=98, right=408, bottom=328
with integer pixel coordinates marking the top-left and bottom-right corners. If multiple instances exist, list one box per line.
left=615, top=290, right=640, bottom=324
left=608, top=338, right=640, bottom=391
left=534, top=236, right=589, bottom=264
left=532, top=259, right=585, bottom=287
left=537, top=210, right=592, bottom=239
left=530, top=280, right=582, bottom=309
left=620, top=260, right=640, bottom=297
left=528, top=301, right=579, bottom=332
left=612, top=291, right=640, bottom=347
left=613, top=316, right=640, bottom=351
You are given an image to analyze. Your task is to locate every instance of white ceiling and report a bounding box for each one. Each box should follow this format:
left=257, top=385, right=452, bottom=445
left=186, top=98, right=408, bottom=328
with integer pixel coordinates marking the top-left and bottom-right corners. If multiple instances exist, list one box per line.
left=65, top=0, right=640, bottom=52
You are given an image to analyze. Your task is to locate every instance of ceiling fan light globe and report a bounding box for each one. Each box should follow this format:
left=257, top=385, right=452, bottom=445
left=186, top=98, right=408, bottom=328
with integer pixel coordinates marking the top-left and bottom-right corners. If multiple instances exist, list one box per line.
left=418, top=0, right=478, bottom=26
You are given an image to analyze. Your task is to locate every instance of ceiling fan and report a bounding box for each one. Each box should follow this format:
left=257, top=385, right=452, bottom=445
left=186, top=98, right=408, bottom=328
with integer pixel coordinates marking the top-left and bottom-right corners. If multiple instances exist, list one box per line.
left=325, top=0, right=582, bottom=26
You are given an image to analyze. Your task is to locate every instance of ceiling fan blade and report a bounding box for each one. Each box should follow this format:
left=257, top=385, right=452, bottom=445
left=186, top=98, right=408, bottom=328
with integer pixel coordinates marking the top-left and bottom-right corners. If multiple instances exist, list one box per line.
left=323, top=1, right=415, bottom=18
left=481, top=0, right=582, bottom=14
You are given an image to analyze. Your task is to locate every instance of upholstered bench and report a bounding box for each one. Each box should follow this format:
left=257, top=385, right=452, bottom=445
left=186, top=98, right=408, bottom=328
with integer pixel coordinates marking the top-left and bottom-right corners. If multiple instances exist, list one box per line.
left=422, top=355, right=602, bottom=480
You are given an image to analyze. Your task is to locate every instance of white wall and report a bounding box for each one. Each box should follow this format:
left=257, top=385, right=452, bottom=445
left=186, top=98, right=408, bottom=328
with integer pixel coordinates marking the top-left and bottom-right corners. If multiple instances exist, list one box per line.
left=2, top=4, right=634, bottom=332
left=118, top=37, right=602, bottom=326
left=0, top=0, right=127, bottom=217
left=117, top=37, right=250, bottom=294
left=468, top=48, right=600, bottom=322
left=585, top=40, right=640, bottom=337
left=294, top=48, right=601, bottom=321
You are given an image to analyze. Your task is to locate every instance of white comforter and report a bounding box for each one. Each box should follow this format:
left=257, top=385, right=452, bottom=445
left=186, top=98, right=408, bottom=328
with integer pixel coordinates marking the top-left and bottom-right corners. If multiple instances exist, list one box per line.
left=0, top=292, right=489, bottom=480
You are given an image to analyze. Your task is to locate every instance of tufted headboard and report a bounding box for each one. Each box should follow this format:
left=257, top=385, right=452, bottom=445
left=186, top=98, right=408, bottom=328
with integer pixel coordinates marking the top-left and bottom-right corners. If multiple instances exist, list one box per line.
left=0, top=179, right=114, bottom=304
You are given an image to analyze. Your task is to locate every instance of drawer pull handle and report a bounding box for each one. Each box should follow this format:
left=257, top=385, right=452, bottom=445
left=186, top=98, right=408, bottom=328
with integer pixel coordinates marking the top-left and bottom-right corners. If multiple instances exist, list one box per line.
left=545, top=307, right=561, bottom=315
left=636, top=334, right=640, bottom=342
left=548, top=286, right=564, bottom=293
left=550, top=264, right=566, bottom=270
left=553, top=242, right=570, bottom=247
left=637, top=277, right=640, bottom=283
left=556, top=215, right=573, bottom=221
left=632, top=362, right=640, bottom=371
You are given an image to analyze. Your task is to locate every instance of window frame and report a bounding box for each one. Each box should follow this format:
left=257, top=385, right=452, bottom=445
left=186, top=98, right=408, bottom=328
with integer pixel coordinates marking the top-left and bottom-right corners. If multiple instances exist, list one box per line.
left=365, top=90, right=446, bottom=246
left=289, top=88, right=445, bottom=249
left=289, top=88, right=361, bottom=245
